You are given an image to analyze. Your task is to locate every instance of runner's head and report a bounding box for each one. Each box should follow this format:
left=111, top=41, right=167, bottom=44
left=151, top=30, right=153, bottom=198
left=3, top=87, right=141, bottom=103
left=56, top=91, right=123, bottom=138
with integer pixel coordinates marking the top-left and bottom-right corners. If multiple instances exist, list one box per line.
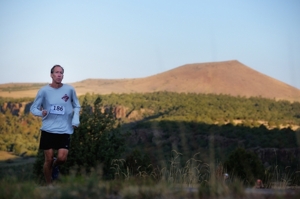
left=50, top=65, right=64, bottom=84
left=51, top=65, right=64, bottom=74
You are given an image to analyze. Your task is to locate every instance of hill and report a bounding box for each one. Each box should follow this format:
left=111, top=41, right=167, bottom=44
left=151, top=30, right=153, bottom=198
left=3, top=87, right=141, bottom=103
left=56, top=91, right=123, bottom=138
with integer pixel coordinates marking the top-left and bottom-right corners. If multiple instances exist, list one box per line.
left=1, top=60, right=300, bottom=101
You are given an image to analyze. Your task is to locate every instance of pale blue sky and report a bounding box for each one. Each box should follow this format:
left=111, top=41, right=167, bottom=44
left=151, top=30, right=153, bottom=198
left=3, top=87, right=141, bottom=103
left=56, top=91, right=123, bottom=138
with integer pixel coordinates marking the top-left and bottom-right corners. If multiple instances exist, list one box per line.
left=1, top=0, right=300, bottom=89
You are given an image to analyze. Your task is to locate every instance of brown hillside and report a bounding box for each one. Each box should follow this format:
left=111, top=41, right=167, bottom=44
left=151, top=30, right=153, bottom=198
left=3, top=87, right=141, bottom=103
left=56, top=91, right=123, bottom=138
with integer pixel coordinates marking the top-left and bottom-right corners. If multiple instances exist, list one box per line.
left=72, top=60, right=300, bottom=101
left=1, top=60, right=300, bottom=101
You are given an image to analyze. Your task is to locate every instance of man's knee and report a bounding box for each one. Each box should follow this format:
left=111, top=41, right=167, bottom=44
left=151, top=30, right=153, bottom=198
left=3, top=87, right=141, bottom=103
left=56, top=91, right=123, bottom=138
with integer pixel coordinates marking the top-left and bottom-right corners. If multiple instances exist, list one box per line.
left=56, top=149, right=69, bottom=164
left=57, top=156, right=67, bottom=164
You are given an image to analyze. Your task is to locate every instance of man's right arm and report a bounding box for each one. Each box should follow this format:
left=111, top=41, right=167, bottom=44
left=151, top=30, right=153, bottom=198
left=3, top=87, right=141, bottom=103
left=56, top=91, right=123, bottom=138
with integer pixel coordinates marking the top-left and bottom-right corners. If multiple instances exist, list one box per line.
left=30, top=90, right=44, bottom=117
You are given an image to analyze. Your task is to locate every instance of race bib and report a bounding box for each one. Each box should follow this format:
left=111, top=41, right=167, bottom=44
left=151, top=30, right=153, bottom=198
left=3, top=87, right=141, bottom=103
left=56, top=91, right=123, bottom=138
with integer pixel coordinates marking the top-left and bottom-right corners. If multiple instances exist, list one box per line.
left=50, top=104, right=65, bottom=115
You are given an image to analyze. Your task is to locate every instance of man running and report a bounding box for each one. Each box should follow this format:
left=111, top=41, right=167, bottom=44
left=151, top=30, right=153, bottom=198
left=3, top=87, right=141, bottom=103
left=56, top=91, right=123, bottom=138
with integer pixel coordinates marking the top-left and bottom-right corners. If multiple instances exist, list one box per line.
left=30, top=64, right=81, bottom=185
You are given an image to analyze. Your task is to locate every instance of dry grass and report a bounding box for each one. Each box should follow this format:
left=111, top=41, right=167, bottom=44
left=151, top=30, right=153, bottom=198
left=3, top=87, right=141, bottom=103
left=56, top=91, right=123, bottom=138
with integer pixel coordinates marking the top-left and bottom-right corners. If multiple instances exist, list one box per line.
left=0, top=151, right=18, bottom=161
left=1, top=60, right=300, bottom=101
left=1, top=151, right=300, bottom=199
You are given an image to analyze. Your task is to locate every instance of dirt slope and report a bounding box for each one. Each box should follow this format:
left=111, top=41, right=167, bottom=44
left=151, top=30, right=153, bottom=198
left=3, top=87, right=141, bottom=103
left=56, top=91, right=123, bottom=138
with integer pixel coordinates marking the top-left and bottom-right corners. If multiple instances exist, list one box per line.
left=1, top=60, right=300, bottom=101
left=72, top=60, right=300, bottom=101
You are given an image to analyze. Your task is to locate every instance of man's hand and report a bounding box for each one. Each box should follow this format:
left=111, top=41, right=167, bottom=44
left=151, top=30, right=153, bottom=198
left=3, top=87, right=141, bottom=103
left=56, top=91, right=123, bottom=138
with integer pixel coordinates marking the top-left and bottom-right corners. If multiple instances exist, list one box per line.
left=42, top=110, right=47, bottom=117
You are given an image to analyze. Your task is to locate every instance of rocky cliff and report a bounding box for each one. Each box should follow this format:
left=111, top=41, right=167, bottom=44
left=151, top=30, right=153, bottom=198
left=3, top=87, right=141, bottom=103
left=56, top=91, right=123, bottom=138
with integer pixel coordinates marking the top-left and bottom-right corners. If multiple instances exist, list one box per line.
left=1, top=102, right=33, bottom=116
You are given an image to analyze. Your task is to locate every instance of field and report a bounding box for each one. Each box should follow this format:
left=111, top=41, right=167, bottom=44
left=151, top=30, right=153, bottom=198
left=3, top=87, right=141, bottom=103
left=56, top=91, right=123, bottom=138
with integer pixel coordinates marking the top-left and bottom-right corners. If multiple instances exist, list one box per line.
left=1, top=150, right=300, bottom=199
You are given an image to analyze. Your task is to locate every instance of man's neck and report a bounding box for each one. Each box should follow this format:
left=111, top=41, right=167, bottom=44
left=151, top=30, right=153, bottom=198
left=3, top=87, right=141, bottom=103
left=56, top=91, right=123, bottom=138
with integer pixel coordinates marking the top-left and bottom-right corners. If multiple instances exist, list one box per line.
left=50, top=83, right=63, bottom=88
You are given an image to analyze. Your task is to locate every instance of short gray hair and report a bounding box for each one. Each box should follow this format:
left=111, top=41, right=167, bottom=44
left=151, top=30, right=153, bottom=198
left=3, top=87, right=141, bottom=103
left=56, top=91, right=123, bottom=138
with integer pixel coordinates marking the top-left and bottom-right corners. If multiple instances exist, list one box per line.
left=51, top=65, right=64, bottom=74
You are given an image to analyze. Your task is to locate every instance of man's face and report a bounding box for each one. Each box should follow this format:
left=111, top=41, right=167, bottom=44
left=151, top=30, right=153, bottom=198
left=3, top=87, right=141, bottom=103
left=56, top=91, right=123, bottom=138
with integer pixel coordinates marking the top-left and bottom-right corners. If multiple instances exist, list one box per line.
left=51, top=66, right=64, bottom=83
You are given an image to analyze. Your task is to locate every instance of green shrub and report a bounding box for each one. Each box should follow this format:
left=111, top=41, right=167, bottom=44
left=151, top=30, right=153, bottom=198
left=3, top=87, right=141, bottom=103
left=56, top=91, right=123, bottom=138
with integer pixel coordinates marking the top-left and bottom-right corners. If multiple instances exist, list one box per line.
left=63, top=96, right=127, bottom=179
left=224, top=147, right=264, bottom=186
left=124, top=149, right=153, bottom=178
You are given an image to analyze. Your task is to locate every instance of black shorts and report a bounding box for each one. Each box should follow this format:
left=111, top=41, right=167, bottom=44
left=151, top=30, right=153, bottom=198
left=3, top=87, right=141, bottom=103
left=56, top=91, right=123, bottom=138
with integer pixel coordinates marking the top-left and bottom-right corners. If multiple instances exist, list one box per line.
left=39, top=131, right=71, bottom=150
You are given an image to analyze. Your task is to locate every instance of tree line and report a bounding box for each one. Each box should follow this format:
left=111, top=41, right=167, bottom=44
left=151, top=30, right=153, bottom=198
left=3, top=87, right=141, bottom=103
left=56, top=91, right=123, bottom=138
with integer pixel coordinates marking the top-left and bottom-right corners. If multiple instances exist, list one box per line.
left=1, top=92, right=300, bottom=184
left=0, top=92, right=299, bottom=157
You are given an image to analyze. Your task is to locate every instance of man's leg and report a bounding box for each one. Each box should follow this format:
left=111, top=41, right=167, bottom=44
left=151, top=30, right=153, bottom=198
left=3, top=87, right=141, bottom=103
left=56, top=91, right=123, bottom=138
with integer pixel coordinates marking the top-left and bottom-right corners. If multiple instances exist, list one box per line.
left=51, top=148, right=68, bottom=180
left=52, top=134, right=70, bottom=180
left=53, top=148, right=69, bottom=166
left=44, top=149, right=54, bottom=185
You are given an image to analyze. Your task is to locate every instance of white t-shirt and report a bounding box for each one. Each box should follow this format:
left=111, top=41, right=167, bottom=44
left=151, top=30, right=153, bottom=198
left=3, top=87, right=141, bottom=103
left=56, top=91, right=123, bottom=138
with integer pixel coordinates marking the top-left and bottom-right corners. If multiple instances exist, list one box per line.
left=30, top=84, right=81, bottom=134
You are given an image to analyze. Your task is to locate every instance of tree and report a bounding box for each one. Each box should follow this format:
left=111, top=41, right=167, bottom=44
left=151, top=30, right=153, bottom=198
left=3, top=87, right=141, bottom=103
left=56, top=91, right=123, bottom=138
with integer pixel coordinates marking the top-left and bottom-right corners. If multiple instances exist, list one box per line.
left=62, top=96, right=127, bottom=179
left=223, top=147, right=264, bottom=186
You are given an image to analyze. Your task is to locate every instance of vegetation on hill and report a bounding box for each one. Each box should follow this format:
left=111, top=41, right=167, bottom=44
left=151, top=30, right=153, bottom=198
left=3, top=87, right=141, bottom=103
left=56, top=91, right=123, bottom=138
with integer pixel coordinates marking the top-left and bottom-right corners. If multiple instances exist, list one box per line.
left=102, top=92, right=300, bottom=123
left=0, top=107, right=40, bottom=155
left=1, top=92, right=300, bottom=171
left=0, top=92, right=300, bottom=155
left=1, top=93, right=300, bottom=198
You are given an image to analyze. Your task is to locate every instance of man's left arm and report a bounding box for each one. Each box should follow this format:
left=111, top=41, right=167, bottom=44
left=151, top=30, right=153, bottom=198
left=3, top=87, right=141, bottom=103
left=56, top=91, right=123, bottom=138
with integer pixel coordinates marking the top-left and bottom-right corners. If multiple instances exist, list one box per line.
left=71, top=88, right=81, bottom=127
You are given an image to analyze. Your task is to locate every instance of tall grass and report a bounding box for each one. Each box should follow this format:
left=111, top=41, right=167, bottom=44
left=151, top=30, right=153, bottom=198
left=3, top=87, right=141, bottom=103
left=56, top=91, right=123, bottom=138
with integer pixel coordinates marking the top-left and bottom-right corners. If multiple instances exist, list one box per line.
left=1, top=152, right=300, bottom=199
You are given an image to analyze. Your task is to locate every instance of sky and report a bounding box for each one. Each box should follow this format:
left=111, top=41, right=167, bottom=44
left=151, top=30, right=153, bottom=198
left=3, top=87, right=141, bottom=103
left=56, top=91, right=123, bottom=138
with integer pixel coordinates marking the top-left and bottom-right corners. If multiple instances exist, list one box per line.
left=0, top=0, right=300, bottom=89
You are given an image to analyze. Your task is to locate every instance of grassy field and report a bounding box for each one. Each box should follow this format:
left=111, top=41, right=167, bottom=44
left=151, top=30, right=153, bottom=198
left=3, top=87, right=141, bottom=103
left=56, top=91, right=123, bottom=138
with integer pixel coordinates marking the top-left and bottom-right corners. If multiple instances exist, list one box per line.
left=0, top=150, right=300, bottom=199
left=0, top=89, right=39, bottom=98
